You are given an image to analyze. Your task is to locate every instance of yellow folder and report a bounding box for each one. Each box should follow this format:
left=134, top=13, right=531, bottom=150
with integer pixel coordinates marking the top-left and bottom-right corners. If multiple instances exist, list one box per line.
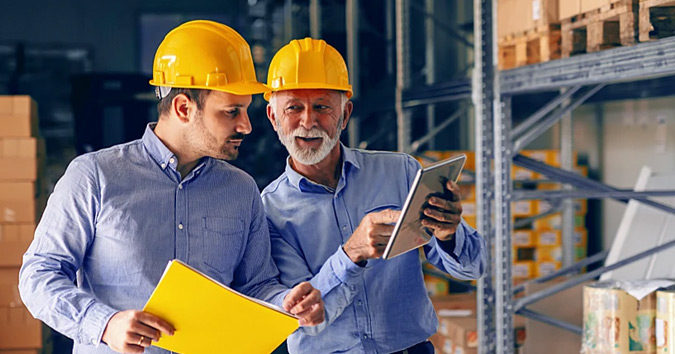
left=142, top=260, right=299, bottom=354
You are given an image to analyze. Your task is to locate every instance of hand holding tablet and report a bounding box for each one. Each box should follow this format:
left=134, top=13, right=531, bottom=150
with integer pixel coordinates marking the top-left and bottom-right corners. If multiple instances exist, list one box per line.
left=382, top=154, right=467, bottom=260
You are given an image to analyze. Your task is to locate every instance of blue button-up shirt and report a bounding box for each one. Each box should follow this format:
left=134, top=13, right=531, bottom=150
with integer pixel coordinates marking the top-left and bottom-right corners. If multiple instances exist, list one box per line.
left=262, top=145, right=486, bottom=354
left=19, top=124, right=289, bottom=354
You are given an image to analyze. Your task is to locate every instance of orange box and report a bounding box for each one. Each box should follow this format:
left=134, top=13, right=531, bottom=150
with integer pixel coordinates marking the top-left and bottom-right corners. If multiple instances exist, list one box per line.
left=0, top=306, right=42, bottom=349
left=0, top=268, right=21, bottom=308
left=0, top=159, right=37, bottom=181
left=459, top=184, right=475, bottom=200
left=462, top=216, right=477, bottom=229
left=424, top=275, right=449, bottom=297
left=513, top=261, right=535, bottom=279
left=580, top=0, right=611, bottom=13
left=560, top=0, right=581, bottom=19
left=536, top=230, right=561, bottom=246
left=532, top=213, right=585, bottom=230
left=0, top=350, right=40, bottom=354
left=0, top=182, right=37, bottom=223
left=0, top=96, right=38, bottom=138
left=536, top=260, right=562, bottom=277
left=462, top=200, right=477, bottom=217
left=0, top=224, right=34, bottom=267
left=513, top=200, right=536, bottom=217
left=536, top=246, right=562, bottom=262
left=0, top=138, right=37, bottom=158
left=513, top=230, right=535, bottom=247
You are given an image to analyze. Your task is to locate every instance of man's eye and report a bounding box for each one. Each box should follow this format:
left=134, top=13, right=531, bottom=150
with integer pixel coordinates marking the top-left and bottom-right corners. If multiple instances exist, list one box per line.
left=226, top=109, right=239, bottom=116
left=314, top=105, right=330, bottom=110
left=285, top=106, right=301, bottom=112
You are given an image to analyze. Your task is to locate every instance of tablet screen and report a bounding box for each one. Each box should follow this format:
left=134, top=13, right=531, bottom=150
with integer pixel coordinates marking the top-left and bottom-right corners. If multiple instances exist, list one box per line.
left=382, top=154, right=467, bottom=260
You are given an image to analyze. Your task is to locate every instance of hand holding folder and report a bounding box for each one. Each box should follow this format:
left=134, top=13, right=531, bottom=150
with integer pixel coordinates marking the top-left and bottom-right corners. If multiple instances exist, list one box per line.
left=142, top=260, right=299, bottom=354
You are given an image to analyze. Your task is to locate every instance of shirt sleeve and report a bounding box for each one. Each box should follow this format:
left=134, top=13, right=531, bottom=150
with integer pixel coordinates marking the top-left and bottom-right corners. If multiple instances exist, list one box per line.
left=230, top=190, right=290, bottom=308
left=268, top=221, right=365, bottom=336
left=423, top=219, right=486, bottom=279
left=18, top=155, right=118, bottom=346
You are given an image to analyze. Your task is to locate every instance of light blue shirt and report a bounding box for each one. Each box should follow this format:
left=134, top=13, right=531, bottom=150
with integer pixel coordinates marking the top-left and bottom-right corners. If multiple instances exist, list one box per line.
left=261, top=145, right=486, bottom=354
left=19, top=124, right=289, bottom=354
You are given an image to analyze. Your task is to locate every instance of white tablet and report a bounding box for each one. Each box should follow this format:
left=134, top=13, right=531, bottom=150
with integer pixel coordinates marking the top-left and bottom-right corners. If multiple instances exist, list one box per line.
left=382, top=154, right=467, bottom=260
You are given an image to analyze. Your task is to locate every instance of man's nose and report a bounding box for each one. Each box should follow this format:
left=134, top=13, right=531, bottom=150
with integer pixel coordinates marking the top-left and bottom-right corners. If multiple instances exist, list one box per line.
left=236, top=111, right=252, bottom=135
left=298, top=107, right=317, bottom=130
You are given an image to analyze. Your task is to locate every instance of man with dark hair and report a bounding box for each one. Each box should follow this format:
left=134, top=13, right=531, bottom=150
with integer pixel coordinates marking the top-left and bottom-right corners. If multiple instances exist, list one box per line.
left=19, top=21, right=324, bottom=354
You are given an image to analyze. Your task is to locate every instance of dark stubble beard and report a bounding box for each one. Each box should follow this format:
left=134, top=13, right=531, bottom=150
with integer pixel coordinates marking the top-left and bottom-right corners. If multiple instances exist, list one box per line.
left=186, top=109, right=243, bottom=161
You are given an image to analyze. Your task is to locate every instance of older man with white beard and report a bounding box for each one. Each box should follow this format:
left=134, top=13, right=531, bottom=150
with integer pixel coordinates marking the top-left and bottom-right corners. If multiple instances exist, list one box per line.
left=260, top=38, right=486, bottom=354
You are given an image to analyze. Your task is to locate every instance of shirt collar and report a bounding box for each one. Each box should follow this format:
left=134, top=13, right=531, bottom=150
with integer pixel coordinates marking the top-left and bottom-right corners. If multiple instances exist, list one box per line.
left=142, top=123, right=179, bottom=171
left=284, top=143, right=361, bottom=193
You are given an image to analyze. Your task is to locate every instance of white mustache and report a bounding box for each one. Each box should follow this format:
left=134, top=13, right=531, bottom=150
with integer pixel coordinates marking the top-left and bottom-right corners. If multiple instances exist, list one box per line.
left=293, top=128, right=328, bottom=139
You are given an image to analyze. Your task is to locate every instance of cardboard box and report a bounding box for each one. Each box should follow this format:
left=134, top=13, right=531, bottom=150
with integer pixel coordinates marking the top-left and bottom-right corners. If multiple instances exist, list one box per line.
left=0, top=96, right=38, bottom=138
left=0, top=138, right=42, bottom=181
left=0, top=306, right=42, bottom=349
left=0, top=350, right=40, bottom=354
left=580, top=0, right=611, bottom=13
left=523, top=279, right=586, bottom=354
left=462, top=200, right=477, bottom=217
left=532, top=213, right=585, bottom=230
left=0, top=159, right=37, bottom=181
left=535, top=260, right=562, bottom=277
left=0, top=268, right=21, bottom=308
left=582, top=281, right=662, bottom=353
left=463, top=216, right=477, bottom=229
left=656, top=290, right=675, bottom=353
left=513, top=230, right=535, bottom=247
left=0, top=224, right=34, bottom=267
left=0, top=182, right=37, bottom=223
left=459, top=184, right=476, bottom=200
left=425, top=275, right=450, bottom=297
left=0, top=138, right=37, bottom=158
left=560, top=0, right=581, bottom=20
left=513, top=200, right=536, bottom=217
left=513, top=261, right=535, bottom=279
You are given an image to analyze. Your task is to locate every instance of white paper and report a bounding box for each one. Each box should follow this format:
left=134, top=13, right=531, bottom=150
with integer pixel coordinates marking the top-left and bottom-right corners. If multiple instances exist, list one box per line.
left=532, top=0, right=541, bottom=21
left=619, top=279, right=675, bottom=300
left=437, top=309, right=473, bottom=317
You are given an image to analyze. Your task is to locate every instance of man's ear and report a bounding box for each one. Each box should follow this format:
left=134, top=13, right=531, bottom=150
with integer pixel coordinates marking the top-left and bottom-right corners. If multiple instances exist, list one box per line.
left=266, top=104, right=278, bottom=132
left=341, top=100, right=354, bottom=130
left=171, top=94, right=192, bottom=123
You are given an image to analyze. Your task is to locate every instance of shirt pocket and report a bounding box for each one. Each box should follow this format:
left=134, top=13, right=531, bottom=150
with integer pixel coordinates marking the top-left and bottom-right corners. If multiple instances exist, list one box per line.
left=364, top=203, right=402, bottom=215
left=202, top=217, right=245, bottom=274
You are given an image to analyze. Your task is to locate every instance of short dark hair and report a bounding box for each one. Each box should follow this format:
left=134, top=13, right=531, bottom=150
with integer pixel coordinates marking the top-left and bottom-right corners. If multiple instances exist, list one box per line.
left=157, top=88, right=211, bottom=118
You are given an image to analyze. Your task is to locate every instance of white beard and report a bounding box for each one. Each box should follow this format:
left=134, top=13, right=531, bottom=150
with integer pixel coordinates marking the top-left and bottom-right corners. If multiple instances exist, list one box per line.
left=276, top=117, right=343, bottom=165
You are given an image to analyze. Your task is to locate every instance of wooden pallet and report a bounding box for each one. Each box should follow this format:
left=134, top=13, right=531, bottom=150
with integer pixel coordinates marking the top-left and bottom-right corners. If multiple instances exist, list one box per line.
left=639, top=0, right=675, bottom=41
left=499, top=24, right=562, bottom=70
left=561, top=0, right=639, bottom=58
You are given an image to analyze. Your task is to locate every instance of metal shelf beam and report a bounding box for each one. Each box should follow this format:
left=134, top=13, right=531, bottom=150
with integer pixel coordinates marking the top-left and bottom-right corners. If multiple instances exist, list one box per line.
left=501, top=36, right=675, bottom=95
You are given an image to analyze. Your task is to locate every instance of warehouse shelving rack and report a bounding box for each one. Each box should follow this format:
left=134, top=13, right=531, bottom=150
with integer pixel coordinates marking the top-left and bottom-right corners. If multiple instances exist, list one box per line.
left=392, top=0, right=675, bottom=353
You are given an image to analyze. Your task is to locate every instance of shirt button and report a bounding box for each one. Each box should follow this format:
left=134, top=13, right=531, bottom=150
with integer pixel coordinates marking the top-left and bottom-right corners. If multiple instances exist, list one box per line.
left=363, top=334, right=369, bottom=339
left=357, top=300, right=363, bottom=306
left=178, top=184, right=183, bottom=190
left=161, top=163, right=166, bottom=169
left=342, top=225, right=347, bottom=231
left=169, top=158, right=175, bottom=164
left=178, top=223, right=184, bottom=230
left=91, top=339, right=97, bottom=345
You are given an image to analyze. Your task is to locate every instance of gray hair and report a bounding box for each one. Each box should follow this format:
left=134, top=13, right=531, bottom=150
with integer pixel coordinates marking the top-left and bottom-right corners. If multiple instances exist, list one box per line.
left=268, top=91, right=349, bottom=117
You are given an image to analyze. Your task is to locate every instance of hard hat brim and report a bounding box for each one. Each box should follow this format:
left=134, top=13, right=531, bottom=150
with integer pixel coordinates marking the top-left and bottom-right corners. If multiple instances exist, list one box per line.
left=149, top=80, right=270, bottom=96
left=263, top=84, right=353, bottom=101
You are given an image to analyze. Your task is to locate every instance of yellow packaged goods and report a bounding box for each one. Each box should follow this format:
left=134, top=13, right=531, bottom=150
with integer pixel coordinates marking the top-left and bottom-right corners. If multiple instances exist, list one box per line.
left=513, top=200, right=535, bottom=217
left=656, top=290, right=675, bottom=353
left=513, top=230, right=535, bottom=247
left=513, top=261, right=535, bottom=279
left=535, top=260, right=561, bottom=277
left=582, top=280, right=675, bottom=354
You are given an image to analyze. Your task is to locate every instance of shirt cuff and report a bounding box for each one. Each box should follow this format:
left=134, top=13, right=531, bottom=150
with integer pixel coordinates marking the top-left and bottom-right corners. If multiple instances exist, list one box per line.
left=80, top=301, right=118, bottom=346
left=329, top=246, right=366, bottom=285
left=436, top=222, right=467, bottom=261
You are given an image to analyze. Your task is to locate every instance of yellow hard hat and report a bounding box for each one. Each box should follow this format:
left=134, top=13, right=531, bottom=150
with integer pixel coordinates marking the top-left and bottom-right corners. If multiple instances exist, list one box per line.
left=264, top=38, right=352, bottom=101
left=149, top=20, right=267, bottom=95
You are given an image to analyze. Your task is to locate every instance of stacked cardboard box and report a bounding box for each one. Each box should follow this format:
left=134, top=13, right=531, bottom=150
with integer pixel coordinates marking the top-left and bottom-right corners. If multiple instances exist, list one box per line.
left=416, top=150, right=589, bottom=283
left=0, top=96, right=43, bottom=352
left=582, top=281, right=672, bottom=353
